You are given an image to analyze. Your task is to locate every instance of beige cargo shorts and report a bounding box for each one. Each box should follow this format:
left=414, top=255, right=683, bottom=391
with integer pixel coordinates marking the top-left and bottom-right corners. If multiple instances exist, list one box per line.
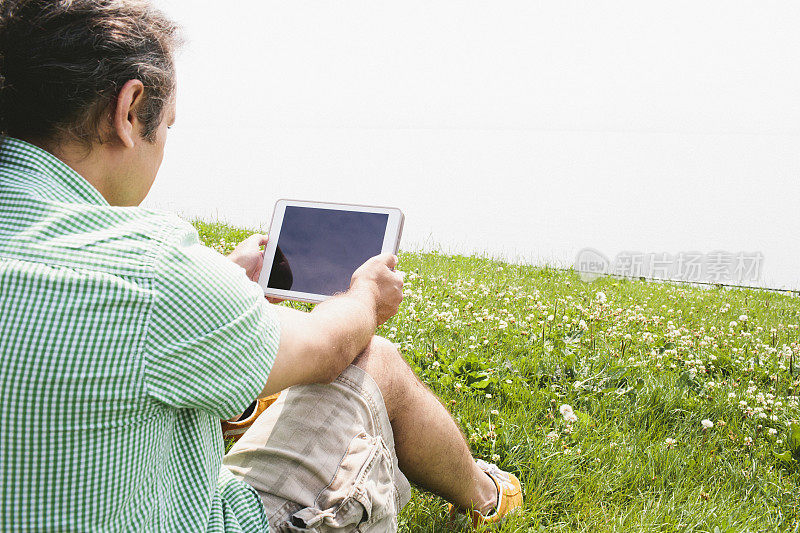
left=223, top=365, right=412, bottom=532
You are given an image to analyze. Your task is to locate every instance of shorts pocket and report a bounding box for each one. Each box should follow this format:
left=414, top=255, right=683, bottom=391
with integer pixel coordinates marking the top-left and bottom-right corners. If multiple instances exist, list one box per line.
left=273, top=431, right=400, bottom=532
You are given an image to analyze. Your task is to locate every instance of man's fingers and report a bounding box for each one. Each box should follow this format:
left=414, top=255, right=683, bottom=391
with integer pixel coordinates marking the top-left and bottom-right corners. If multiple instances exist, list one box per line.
left=381, top=254, right=398, bottom=270
left=247, top=233, right=268, bottom=247
left=237, top=233, right=267, bottom=249
left=362, top=253, right=397, bottom=271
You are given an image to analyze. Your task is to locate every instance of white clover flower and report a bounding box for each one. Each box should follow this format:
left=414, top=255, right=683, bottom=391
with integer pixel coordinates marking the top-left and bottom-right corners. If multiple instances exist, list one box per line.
left=744, top=436, right=753, bottom=446
left=729, top=321, right=738, bottom=328
left=701, top=419, right=714, bottom=430
left=665, top=437, right=677, bottom=448
left=739, top=314, right=748, bottom=322
left=595, top=292, right=607, bottom=304
left=546, top=431, right=558, bottom=441
left=559, top=404, right=578, bottom=423
left=491, top=453, right=500, bottom=462
left=768, top=428, right=778, bottom=436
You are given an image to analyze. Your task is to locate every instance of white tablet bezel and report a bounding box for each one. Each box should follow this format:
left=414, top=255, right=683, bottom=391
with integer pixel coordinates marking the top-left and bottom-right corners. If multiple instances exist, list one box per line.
left=258, top=199, right=405, bottom=304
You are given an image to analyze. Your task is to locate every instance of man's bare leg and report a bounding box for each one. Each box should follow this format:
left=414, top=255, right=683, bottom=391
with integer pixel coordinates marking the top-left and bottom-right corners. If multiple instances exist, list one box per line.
left=352, top=336, right=497, bottom=514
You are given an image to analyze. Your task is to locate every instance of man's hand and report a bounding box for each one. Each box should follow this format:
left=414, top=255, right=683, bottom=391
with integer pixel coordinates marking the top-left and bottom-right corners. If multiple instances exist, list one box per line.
left=228, top=234, right=268, bottom=282
left=228, top=234, right=285, bottom=303
left=350, top=254, right=404, bottom=325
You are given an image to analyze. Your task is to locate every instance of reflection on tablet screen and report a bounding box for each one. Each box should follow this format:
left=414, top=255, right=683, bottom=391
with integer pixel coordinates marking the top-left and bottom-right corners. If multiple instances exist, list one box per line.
left=267, top=206, right=389, bottom=296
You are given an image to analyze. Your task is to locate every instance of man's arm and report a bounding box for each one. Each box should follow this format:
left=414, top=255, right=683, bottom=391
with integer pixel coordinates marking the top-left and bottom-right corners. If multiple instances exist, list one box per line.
left=260, top=254, right=403, bottom=397
left=226, top=235, right=403, bottom=396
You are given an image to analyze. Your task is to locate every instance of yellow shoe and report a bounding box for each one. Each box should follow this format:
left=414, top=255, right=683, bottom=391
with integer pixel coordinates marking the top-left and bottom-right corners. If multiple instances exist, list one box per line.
left=449, top=460, right=523, bottom=528
left=221, top=393, right=280, bottom=442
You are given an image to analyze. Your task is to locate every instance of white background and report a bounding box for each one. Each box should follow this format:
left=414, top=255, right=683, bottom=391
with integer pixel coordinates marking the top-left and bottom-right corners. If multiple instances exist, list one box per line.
left=145, top=1, right=800, bottom=290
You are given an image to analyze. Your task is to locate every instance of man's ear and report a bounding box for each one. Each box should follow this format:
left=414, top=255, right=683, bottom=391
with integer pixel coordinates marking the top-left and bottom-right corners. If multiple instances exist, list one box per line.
left=112, top=79, right=145, bottom=148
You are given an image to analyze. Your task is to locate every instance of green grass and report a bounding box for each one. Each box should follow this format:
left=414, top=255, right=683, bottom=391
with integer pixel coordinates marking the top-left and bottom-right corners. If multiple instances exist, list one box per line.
left=196, top=220, right=800, bottom=532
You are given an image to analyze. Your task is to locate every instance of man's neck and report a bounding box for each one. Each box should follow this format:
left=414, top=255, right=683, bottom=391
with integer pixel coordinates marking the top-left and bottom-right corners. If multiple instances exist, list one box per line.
left=23, top=136, right=129, bottom=206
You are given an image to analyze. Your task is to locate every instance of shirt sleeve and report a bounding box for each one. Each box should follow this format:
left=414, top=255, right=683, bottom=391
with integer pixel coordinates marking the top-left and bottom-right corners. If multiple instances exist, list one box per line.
left=143, top=223, right=280, bottom=419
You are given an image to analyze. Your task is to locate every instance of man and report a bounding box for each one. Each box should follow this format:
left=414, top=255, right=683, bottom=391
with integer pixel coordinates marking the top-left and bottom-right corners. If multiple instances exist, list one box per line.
left=0, top=1, right=522, bottom=531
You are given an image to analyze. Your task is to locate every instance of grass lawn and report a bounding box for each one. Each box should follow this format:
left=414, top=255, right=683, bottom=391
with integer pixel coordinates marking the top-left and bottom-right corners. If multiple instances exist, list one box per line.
left=196, top=220, right=800, bottom=532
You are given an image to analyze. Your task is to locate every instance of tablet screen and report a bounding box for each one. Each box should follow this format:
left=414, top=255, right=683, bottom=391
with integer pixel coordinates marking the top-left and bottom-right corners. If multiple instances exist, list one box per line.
left=267, top=206, right=389, bottom=296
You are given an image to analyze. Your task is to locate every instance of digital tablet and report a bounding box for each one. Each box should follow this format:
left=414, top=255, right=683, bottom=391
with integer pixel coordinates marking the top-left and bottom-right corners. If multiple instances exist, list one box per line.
left=258, top=200, right=405, bottom=303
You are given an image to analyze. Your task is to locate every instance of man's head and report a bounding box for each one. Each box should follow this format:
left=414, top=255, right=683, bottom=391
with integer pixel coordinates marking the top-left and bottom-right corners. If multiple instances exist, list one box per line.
left=0, top=0, right=181, bottom=205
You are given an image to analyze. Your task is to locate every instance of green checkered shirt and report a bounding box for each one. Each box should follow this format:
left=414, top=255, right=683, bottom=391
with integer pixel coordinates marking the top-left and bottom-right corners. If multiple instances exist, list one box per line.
left=0, top=137, right=280, bottom=531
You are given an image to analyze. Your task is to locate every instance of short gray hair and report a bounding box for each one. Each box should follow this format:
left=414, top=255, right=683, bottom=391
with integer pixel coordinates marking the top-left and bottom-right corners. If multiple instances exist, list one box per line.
left=0, top=0, right=182, bottom=145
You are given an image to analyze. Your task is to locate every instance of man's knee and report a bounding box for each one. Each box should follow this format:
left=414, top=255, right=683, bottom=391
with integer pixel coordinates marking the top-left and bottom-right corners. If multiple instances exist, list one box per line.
left=352, top=336, right=403, bottom=383
left=353, top=336, right=416, bottom=419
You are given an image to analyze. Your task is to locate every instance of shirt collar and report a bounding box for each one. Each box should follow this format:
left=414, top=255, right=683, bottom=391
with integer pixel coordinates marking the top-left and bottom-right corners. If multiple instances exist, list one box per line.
left=0, top=136, right=109, bottom=206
